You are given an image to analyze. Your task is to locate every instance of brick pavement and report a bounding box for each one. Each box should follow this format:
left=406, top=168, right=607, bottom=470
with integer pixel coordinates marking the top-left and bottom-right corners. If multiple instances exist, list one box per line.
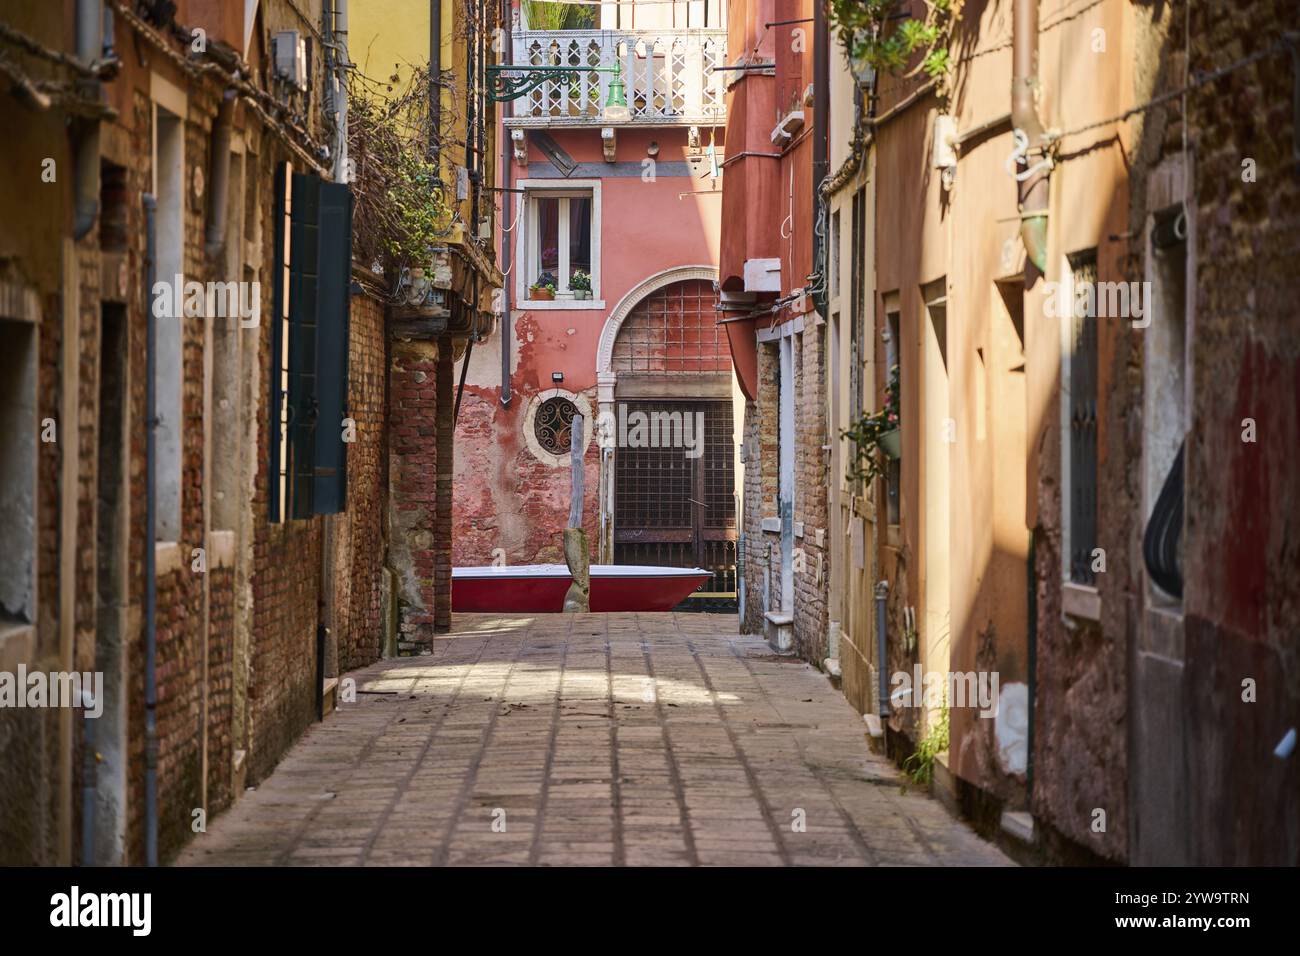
left=176, top=613, right=1011, bottom=866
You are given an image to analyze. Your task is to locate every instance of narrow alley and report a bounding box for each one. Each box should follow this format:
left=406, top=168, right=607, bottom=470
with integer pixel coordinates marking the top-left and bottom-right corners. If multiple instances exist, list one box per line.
left=177, top=613, right=1008, bottom=867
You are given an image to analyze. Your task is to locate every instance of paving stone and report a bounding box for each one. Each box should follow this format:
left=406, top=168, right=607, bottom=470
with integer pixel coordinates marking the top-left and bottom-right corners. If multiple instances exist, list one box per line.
left=174, top=612, right=1010, bottom=867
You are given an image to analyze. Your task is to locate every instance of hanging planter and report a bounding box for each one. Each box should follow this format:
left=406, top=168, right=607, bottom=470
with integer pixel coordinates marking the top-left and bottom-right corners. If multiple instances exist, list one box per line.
left=878, top=427, right=902, bottom=460
left=842, top=363, right=901, bottom=483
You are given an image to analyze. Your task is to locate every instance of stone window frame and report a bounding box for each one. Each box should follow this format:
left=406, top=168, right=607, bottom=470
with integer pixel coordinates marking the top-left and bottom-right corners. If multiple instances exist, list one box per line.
left=150, top=71, right=188, bottom=545
left=522, top=388, right=594, bottom=468
left=514, top=178, right=604, bottom=310
left=0, top=281, right=41, bottom=669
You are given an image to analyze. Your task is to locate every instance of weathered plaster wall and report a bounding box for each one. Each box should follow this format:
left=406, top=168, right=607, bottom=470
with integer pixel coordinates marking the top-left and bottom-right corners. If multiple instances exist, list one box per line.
left=454, top=126, right=721, bottom=567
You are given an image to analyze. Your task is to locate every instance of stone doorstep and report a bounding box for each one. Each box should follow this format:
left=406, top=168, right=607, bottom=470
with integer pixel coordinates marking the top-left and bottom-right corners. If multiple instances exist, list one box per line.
left=999, top=810, right=1037, bottom=846
left=322, top=677, right=339, bottom=716
left=763, top=611, right=794, bottom=655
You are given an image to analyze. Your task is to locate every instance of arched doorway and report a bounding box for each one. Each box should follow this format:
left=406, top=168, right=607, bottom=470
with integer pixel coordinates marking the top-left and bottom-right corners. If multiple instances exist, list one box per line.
left=596, top=268, right=739, bottom=608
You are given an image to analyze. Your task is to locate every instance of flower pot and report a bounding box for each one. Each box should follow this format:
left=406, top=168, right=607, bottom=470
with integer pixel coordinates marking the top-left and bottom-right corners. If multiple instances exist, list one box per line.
left=573, top=290, right=591, bottom=300
left=530, top=287, right=554, bottom=301
left=878, top=427, right=901, bottom=459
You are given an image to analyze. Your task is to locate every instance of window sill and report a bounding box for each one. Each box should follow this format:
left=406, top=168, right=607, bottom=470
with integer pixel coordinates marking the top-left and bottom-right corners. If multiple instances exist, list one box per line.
left=521, top=298, right=606, bottom=311
left=1062, top=581, right=1101, bottom=623
left=209, top=529, right=236, bottom=570
left=155, top=540, right=183, bottom=576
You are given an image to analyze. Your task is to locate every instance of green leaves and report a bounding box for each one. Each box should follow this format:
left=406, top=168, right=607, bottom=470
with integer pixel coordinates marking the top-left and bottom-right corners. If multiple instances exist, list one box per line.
left=828, top=0, right=959, bottom=83
left=842, top=364, right=900, bottom=485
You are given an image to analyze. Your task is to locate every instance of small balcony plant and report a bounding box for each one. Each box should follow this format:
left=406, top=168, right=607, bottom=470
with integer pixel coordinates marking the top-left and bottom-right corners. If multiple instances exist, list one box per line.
left=842, top=363, right=901, bottom=485
left=530, top=271, right=557, bottom=301
left=570, top=269, right=592, bottom=300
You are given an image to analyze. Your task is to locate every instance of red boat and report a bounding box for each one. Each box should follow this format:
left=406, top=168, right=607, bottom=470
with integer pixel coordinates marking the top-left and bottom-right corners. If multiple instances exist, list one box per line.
left=452, top=564, right=711, bottom=613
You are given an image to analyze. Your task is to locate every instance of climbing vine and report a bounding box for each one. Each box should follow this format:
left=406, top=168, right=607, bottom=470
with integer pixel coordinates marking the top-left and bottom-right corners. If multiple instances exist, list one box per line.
left=826, top=0, right=962, bottom=83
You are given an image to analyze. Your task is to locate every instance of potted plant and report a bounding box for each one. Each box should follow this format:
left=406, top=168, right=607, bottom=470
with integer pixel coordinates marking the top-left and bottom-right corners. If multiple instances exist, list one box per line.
left=570, top=269, right=592, bottom=300
left=530, top=271, right=557, bottom=301
left=842, top=363, right=901, bottom=484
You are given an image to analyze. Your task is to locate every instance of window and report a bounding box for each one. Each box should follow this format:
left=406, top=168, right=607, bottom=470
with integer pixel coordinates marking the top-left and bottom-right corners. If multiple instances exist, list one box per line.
left=153, top=99, right=185, bottom=542
left=519, top=181, right=601, bottom=304
left=883, top=304, right=901, bottom=525
left=849, top=188, right=865, bottom=421
left=1064, top=251, right=1099, bottom=585
left=534, top=396, right=578, bottom=455
left=829, top=208, right=841, bottom=303
left=212, top=149, right=245, bottom=532
left=0, top=309, right=37, bottom=629
left=1143, top=205, right=1189, bottom=601
left=268, top=163, right=353, bottom=523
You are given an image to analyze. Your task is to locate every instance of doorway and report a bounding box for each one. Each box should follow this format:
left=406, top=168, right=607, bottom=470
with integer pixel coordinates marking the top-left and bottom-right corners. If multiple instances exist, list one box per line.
left=613, top=399, right=737, bottom=608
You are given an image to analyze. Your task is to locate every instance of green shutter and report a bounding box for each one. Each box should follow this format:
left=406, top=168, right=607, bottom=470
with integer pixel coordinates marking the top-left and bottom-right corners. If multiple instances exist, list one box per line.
left=272, top=170, right=353, bottom=521
left=269, top=162, right=290, bottom=523
left=287, top=171, right=321, bottom=519
left=313, top=180, right=352, bottom=515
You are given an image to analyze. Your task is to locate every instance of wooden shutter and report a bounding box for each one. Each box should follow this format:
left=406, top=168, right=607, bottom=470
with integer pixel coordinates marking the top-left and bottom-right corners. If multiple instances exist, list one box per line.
left=313, top=180, right=352, bottom=514
left=287, top=171, right=321, bottom=519
left=269, top=168, right=353, bottom=521
left=269, top=162, right=291, bottom=523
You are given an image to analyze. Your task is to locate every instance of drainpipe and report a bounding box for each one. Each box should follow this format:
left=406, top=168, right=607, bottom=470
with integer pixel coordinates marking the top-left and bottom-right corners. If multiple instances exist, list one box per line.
left=333, top=0, right=350, bottom=185
left=72, top=0, right=104, bottom=239
left=874, top=580, right=890, bottom=717
left=1012, top=0, right=1049, bottom=273
left=204, top=90, right=236, bottom=258
left=143, top=194, right=160, bottom=867
left=80, top=690, right=97, bottom=866
left=499, top=0, right=513, bottom=406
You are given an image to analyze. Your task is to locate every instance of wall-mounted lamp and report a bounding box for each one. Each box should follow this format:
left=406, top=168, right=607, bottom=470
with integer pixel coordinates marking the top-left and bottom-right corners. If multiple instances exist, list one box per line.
left=551, top=372, right=564, bottom=384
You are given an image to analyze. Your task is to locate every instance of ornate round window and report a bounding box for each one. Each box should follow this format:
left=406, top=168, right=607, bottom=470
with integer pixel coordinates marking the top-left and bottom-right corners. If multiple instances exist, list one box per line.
left=533, top=396, right=578, bottom=456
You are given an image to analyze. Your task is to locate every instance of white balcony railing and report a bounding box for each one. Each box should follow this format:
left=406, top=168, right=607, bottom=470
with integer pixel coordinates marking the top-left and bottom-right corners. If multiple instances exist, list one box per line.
left=509, top=29, right=727, bottom=125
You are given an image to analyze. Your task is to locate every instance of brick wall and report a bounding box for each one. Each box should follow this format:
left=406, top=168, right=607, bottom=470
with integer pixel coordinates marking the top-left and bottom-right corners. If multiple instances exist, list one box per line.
left=792, top=323, right=829, bottom=663
left=0, top=13, right=391, bottom=862
left=331, top=291, right=388, bottom=672
left=740, top=321, right=829, bottom=662
left=1176, top=0, right=1298, bottom=862
left=387, top=335, right=455, bottom=653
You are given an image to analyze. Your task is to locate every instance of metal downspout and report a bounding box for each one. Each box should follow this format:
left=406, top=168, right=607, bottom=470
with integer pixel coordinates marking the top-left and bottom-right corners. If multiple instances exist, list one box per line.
left=875, top=580, right=890, bottom=718
left=1012, top=0, right=1049, bottom=273
left=72, top=0, right=104, bottom=239
left=205, top=90, right=236, bottom=257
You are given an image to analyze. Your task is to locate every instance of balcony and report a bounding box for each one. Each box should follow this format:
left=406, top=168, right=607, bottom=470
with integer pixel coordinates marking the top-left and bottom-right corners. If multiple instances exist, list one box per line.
left=507, top=29, right=727, bottom=127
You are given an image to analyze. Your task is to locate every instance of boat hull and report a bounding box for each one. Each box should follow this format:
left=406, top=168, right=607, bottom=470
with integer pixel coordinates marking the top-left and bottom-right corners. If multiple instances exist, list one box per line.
left=452, top=565, right=709, bottom=613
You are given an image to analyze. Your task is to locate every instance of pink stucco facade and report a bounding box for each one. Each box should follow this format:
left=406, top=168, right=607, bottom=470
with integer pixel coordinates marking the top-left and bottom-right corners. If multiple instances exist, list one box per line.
left=453, top=123, right=723, bottom=566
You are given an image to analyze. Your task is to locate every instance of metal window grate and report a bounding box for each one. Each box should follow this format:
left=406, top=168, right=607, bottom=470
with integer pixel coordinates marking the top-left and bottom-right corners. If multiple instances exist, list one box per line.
left=534, top=396, right=577, bottom=455
left=1068, top=253, right=1099, bottom=584
left=614, top=400, right=737, bottom=601
left=611, top=279, right=729, bottom=374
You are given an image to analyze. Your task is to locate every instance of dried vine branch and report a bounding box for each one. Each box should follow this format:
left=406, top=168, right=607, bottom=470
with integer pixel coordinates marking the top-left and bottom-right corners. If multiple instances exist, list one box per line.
left=347, top=63, right=456, bottom=281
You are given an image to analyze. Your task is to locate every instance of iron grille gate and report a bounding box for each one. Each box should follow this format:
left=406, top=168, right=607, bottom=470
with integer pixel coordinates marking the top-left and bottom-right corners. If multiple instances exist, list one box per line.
left=1069, top=253, right=1099, bottom=584
left=614, top=399, right=737, bottom=609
